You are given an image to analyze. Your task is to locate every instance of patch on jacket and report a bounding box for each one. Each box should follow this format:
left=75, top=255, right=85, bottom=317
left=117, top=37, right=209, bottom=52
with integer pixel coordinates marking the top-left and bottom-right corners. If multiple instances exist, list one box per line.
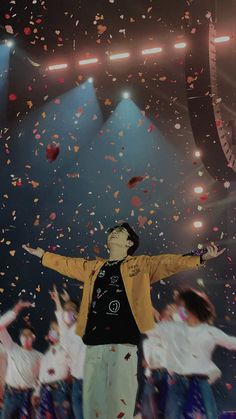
left=128, top=264, right=141, bottom=277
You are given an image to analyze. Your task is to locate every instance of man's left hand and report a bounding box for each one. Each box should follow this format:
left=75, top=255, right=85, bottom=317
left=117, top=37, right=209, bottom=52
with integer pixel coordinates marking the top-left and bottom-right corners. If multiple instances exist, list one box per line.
left=202, top=242, right=226, bottom=261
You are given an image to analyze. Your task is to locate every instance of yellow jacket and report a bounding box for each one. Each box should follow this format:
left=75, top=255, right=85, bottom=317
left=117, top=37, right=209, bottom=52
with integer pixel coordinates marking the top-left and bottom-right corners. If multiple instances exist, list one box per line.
left=42, top=252, right=201, bottom=337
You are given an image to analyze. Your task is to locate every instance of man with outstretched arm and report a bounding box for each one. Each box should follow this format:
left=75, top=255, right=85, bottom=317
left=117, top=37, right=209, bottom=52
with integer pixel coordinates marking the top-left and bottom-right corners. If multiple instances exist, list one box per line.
left=22, top=223, right=225, bottom=419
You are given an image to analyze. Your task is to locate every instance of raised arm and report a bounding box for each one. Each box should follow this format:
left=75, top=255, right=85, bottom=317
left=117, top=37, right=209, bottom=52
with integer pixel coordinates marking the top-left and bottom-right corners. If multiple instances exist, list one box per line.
left=0, top=301, right=32, bottom=351
left=0, top=310, right=16, bottom=331
left=49, top=285, right=62, bottom=312
left=49, top=285, right=69, bottom=349
left=22, top=245, right=93, bottom=283
left=147, top=254, right=201, bottom=283
left=147, top=243, right=225, bottom=283
left=212, top=327, right=236, bottom=351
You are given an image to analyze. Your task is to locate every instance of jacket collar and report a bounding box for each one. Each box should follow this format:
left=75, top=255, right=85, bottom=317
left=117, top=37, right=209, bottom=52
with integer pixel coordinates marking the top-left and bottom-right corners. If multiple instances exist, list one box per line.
left=95, top=255, right=133, bottom=263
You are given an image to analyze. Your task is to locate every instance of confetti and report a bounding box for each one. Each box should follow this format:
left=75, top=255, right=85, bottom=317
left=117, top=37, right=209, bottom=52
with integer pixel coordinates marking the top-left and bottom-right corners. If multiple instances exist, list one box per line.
left=46, top=144, right=60, bottom=162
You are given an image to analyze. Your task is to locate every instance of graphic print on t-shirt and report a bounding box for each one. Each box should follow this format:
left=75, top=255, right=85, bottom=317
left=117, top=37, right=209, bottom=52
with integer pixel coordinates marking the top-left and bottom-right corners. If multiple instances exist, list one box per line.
left=108, top=300, right=120, bottom=315
left=83, top=260, right=140, bottom=345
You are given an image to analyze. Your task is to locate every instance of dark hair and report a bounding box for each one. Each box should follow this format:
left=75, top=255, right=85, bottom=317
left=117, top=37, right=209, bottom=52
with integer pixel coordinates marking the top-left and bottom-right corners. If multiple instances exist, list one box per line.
left=19, top=325, right=36, bottom=335
left=108, top=223, right=139, bottom=255
left=64, top=299, right=80, bottom=312
left=179, top=289, right=216, bottom=323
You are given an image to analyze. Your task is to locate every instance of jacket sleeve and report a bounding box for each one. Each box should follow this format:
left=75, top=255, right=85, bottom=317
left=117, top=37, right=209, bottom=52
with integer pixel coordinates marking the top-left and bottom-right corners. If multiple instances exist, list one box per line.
left=41, top=252, right=94, bottom=283
left=147, top=254, right=201, bottom=283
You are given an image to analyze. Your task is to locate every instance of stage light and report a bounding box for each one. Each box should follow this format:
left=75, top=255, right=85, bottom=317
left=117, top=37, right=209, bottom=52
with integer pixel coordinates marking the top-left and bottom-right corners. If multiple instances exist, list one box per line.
left=88, top=77, right=94, bottom=83
left=141, top=47, right=162, bottom=55
left=79, top=58, right=98, bottom=66
left=109, top=52, right=130, bottom=61
left=174, top=42, right=186, bottom=49
left=214, top=36, right=230, bottom=43
left=6, top=40, right=14, bottom=48
left=195, top=150, right=201, bottom=157
left=193, top=221, right=203, bottom=229
left=194, top=186, right=204, bottom=194
left=48, top=64, right=68, bottom=71
left=123, top=92, right=130, bottom=99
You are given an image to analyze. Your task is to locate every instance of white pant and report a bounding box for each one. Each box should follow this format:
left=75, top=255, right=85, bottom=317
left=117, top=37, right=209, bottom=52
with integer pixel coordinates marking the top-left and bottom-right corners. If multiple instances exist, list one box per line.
left=83, top=344, right=138, bottom=419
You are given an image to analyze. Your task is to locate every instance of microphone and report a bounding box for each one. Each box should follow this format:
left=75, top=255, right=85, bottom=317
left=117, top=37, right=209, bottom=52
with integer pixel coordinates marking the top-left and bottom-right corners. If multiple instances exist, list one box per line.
left=182, top=245, right=221, bottom=257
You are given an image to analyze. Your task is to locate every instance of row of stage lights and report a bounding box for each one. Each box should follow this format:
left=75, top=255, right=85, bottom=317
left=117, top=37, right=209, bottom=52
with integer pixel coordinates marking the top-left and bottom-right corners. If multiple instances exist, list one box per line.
left=3, top=38, right=225, bottom=234
left=193, top=150, right=204, bottom=230
left=3, top=36, right=230, bottom=71
left=48, top=36, right=231, bottom=71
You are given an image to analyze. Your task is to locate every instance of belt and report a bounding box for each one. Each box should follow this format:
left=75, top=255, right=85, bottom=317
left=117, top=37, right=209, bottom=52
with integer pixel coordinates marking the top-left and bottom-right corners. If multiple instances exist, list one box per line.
left=185, top=374, right=208, bottom=379
left=43, top=377, right=72, bottom=389
left=175, top=374, right=208, bottom=380
left=5, top=384, right=32, bottom=393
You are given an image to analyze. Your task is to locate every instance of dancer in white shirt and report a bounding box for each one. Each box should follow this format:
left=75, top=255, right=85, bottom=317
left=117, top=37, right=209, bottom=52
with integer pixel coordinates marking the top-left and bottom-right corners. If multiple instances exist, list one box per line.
left=35, top=319, right=72, bottom=419
left=142, top=303, right=222, bottom=419
left=146, top=289, right=236, bottom=419
left=50, top=286, right=86, bottom=419
left=0, top=301, right=42, bottom=419
left=0, top=344, right=7, bottom=410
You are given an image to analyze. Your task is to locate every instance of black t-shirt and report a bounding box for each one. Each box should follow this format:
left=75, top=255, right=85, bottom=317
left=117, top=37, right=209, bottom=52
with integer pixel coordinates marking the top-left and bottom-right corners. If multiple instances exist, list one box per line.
left=83, top=259, right=141, bottom=345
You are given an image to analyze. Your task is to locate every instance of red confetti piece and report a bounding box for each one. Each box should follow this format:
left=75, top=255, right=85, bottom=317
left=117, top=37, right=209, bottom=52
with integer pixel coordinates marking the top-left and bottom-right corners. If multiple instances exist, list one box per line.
left=131, top=196, right=142, bottom=207
left=46, top=144, right=60, bottom=162
left=117, top=413, right=125, bottom=418
left=147, top=124, right=154, bottom=133
left=216, top=119, right=223, bottom=128
left=24, top=27, right=32, bottom=36
left=9, top=93, right=17, bottom=101
left=49, top=212, right=57, bottom=221
left=199, top=193, right=209, bottom=202
left=226, top=383, right=233, bottom=391
left=127, top=176, right=144, bottom=189
left=48, top=246, right=57, bottom=252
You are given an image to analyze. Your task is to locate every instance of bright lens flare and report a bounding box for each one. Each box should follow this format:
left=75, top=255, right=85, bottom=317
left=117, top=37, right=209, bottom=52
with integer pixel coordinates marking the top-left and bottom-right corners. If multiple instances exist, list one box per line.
left=123, top=92, right=130, bottom=99
left=193, top=221, right=203, bottom=229
left=6, top=40, right=14, bottom=48
left=194, top=186, right=204, bottom=194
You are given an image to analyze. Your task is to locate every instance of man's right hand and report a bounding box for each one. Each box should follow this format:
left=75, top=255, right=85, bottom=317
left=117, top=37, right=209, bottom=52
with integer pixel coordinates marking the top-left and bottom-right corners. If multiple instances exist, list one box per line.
left=22, top=245, right=45, bottom=259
